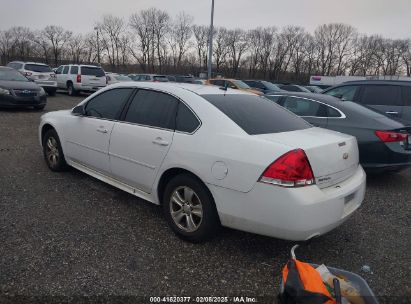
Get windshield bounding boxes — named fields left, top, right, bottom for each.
left=261, top=81, right=282, bottom=91
left=0, top=69, right=29, bottom=82
left=115, top=75, right=132, bottom=81
left=81, top=66, right=105, bottom=77
left=25, top=64, right=52, bottom=73
left=232, top=80, right=251, bottom=89
left=202, top=94, right=311, bottom=135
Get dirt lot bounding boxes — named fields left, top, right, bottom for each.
left=0, top=93, right=410, bottom=303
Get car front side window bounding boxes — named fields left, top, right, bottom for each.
left=324, top=85, right=359, bottom=101
left=84, top=88, right=133, bottom=120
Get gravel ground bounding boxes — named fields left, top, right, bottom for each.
left=0, top=93, right=410, bottom=303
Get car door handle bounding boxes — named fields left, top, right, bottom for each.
left=96, top=128, right=108, bottom=134
left=152, top=137, right=169, bottom=146
left=386, top=111, right=399, bottom=115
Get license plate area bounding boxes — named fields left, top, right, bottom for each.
left=343, top=191, right=358, bottom=215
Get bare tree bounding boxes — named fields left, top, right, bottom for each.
left=192, top=25, right=209, bottom=72
left=168, top=12, right=193, bottom=69
left=41, top=25, right=72, bottom=66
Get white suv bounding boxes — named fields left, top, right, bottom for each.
left=7, top=61, right=57, bottom=96
left=55, top=64, right=106, bottom=96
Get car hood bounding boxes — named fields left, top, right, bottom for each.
left=0, top=80, right=40, bottom=90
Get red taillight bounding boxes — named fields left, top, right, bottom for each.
left=259, top=149, right=315, bottom=187
left=76, top=74, right=81, bottom=83
left=375, top=130, right=408, bottom=142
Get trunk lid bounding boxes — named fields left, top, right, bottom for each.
left=255, top=127, right=359, bottom=188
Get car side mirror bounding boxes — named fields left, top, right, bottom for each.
left=72, top=105, right=86, bottom=116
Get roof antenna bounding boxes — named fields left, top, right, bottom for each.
left=219, top=82, right=228, bottom=95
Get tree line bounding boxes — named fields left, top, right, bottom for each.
left=1, top=7, right=411, bottom=83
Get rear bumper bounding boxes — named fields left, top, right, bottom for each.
left=74, top=84, right=106, bottom=92
left=359, top=141, right=411, bottom=171
left=0, top=95, right=47, bottom=108
left=35, top=80, right=57, bottom=89
left=209, top=165, right=366, bottom=241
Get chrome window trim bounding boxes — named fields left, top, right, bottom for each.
left=73, top=86, right=202, bottom=135
left=267, top=94, right=347, bottom=119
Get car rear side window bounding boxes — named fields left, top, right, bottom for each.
left=81, top=67, right=105, bottom=77
left=202, top=94, right=311, bottom=135
left=176, top=103, right=200, bottom=133
left=401, top=86, right=411, bottom=106
left=282, top=96, right=328, bottom=117
left=70, top=66, right=78, bottom=74
left=62, top=66, right=69, bottom=74
left=361, top=85, right=402, bottom=106
left=85, top=88, right=133, bottom=120
left=124, top=90, right=178, bottom=130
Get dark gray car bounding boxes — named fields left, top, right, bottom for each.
left=265, top=92, right=411, bottom=172
left=0, top=66, right=47, bottom=110
left=322, top=80, right=411, bottom=123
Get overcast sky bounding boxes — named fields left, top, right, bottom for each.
left=0, top=0, right=410, bottom=38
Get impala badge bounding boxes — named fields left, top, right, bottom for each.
left=343, top=153, right=349, bottom=160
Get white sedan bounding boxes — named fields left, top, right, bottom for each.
left=39, top=82, right=366, bottom=242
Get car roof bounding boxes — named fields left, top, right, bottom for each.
left=9, top=61, right=49, bottom=66
left=107, top=81, right=255, bottom=96
left=343, top=80, right=411, bottom=86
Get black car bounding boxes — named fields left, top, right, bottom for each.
left=243, top=80, right=283, bottom=94
left=265, top=91, right=411, bottom=173
left=0, top=66, right=47, bottom=110
left=322, top=80, right=411, bottom=123
left=278, top=84, right=312, bottom=93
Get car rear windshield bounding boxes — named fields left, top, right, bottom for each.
left=81, top=66, right=105, bottom=77
left=25, top=64, right=52, bottom=73
left=202, top=94, right=311, bottom=135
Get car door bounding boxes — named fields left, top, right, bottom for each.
left=109, top=89, right=178, bottom=193
left=358, top=85, right=403, bottom=119
left=280, top=96, right=328, bottom=127
left=64, top=88, right=134, bottom=174
left=401, top=86, right=411, bottom=122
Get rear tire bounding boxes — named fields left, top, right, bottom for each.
left=162, top=173, right=220, bottom=242
left=42, top=129, right=68, bottom=172
left=67, top=82, right=77, bottom=96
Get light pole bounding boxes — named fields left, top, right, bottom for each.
left=207, top=0, right=214, bottom=79
left=94, top=26, right=100, bottom=65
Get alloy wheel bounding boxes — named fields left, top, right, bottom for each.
left=170, top=186, right=203, bottom=232
left=46, top=137, right=59, bottom=167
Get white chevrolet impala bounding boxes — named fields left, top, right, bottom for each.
left=39, top=82, right=366, bottom=242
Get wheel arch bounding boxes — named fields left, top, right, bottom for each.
left=156, top=167, right=215, bottom=208
left=41, top=123, right=56, bottom=145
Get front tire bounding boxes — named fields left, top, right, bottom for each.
left=42, top=129, right=68, bottom=172
left=34, top=104, right=46, bottom=110
left=163, top=174, right=220, bottom=242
